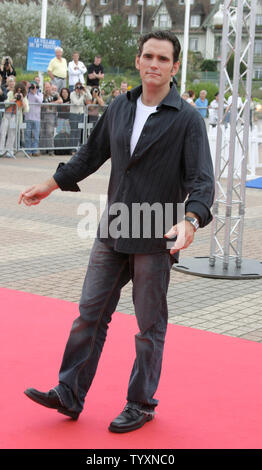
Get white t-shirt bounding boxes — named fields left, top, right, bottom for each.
left=130, top=95, right=157, bottom=156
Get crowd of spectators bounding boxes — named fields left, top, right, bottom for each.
left=0, top=46, right=248, bottom=158
left=0, top=48, right=109, bottom=157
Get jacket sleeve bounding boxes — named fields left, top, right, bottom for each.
left=53, top=107, right=111, bottom=191
left=182, top=112, right=215, bottom=227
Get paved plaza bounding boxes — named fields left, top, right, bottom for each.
left=1, top=152, right=262, bottom=342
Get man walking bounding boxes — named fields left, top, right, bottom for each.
left=19, top=31, right=214, bottom=433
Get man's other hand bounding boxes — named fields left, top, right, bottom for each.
left=18, top=178, right=58, bottom=206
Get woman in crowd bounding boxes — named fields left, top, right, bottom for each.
left=0, top=76, right=7, bottom=127
left=88, top=86, right=105, bottom=124
left=0, top=81, right=29, bottom=158
left=106, top=88, right=120, bottom=105
left=187, top=90, right=196, bottom=107
left=54, top=87, right=72, bottom=155
left=0, top=56, right=16, bottom=88
left=39, top=81, right=62, bottom=156
left=69, top=81, right=91, bottom=149
left=57, top=87, right=71, bottom=134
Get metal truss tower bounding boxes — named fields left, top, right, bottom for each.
left=174, top=0, right=262, bottom=279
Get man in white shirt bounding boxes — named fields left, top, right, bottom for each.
left=68, top=52, right=87, bottom=93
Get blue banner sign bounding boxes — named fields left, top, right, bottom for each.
left=26, top=37, right=61, bottom=72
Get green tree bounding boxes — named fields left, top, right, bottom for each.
left=200, top=60, right=217, bottom=72
left=0, top=0, right=94, bottom=68
left=227, top=53, right=247, bottom=80
left=97, top=16, right=137, bottom=70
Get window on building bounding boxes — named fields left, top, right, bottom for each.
left=103, top=14, right=111, bottom=26
left=100, top=0, right=108, bottom=5
left=125, top=0, right=132, bottom=5
left=191, top=15, right=201, bottom=28
left=85, top=15, right=93, bottom=28
left=254, top=68, right=262, bottom=79
left=210, top=0, right=216, bottom=4
left=256, top=15, right=262, bottom=26
left=159, top=14, right=169, bottom=28
left=147, top=0, right=161, bottom=5
left=189, top=38, right=199, bottom=52
left=255, top=40, right=262, bottom=55
left=128, top=15, right=138, bottom=27
left=179, top=0, right=194, bottom=4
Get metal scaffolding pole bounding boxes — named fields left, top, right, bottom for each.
left=174, top=0, right=262, bottom=279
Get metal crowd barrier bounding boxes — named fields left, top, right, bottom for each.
left=0, top=102, right=107, bottom=159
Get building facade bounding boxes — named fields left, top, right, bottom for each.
left=79, top=0, right=262, bottom=78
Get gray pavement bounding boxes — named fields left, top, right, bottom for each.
left=1, top=152, right=262, bottom=342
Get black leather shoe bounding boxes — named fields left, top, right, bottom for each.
left=108, top=404, right=154, bottom=433
left=24, top=388, right=79, bottom=420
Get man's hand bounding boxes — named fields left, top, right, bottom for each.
left=164, top=220, right=195, bottom=255
left=18, top=178, right=58, bottom=206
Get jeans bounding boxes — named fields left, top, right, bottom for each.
left=69, top=113, right=83, bottom=148
left=55, top=238, right=172, bottom=415
left=25, top=120, right=40, bottom=154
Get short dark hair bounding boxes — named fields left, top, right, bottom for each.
left=137, top=30, right=181, bottom=63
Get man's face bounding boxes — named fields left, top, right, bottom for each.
left=135, top=38, right=179, bottom=88
left=120, top=82, right=128, bottom=93
left=44, top=82, right=51, bottom=94
left=200, top=91, right=206, bottom=101
left=94, top=56, right=101, bottom=65
left=56, top=50, right=62, bottom=60
left=73, top=53, right=79, bottom=62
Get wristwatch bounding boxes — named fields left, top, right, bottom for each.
left=185, top=215, right=199, bottom=232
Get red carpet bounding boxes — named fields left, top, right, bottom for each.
left=1, top=287, right=262, bottom=449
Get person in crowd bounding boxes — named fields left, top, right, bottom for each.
left=106, top=88, right=120, bottom=105
left=47, top=47, right=67, bottom=94
left=87, top=86, right=105, bottom=124
left=0, top=77, right=7, bottom=127
left=120, top=81, right=128, bottom=94
left=39, top=81, right=62, bottom=156
left=24, top=81, right=43, bottom=157
left=0, top=56, right=16, bottom=88
left=20, top=30, right=214, bottom=434
left=195, top=90, right=208, bottom=118
left=22, top=81, right=31, bottom=94
left=225, top=93, right=243, bottom=127
left=209, top=92, right=219, bottom=128
left=34, top=76, right=42, bottom=92
left=57, top=87, right=71, bottom=136
left=68, top=51, right=87, bottom=93
left=5, top=76, right=16, bottom=93
left=0, top=76, right=7, bottom=121
left=86, top=55, right=104, bottom=89
left=0, top=81, right=29, bottom=158
left=187, top=90, right=196, bottom=107
left=54, top=87, right=72, bottom=155
left=70, top=82, right=91, bottom=149
left=181, top=92, right=189, bottom=101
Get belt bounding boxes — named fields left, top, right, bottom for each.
left=54, top=75, right=66, bottom=80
